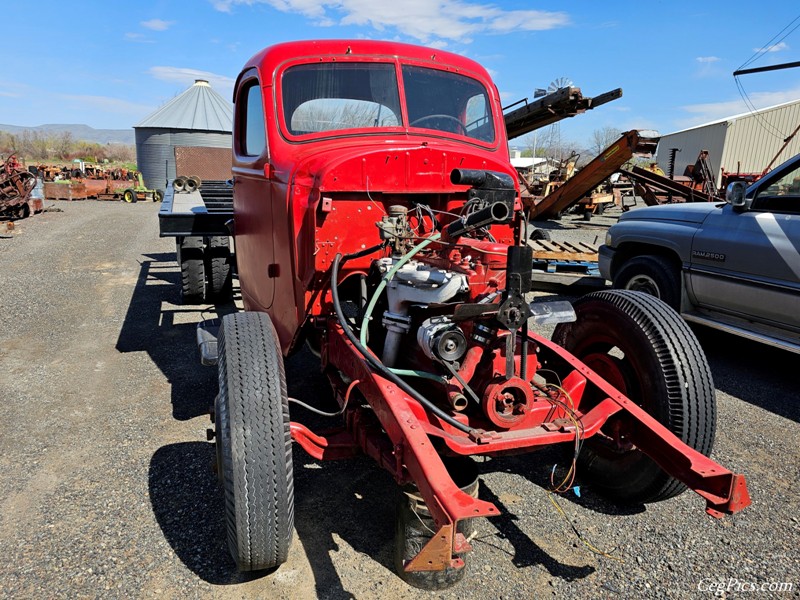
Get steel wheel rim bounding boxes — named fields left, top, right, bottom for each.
left=625, top=274, right=661, bottom=298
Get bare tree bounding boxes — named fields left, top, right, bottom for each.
left=589, top=126, right=622, bottom=157
left=54, top=131, right=73, bottom=159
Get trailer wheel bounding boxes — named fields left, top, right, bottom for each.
left=122, top=188, right=137, bottom=203
left=613, top=254, right=681, bottom=311
left=215, top=311, right=294, bottom=571
left=176, top=236, right=205, bottom=304
left=551, top=290, right=715, bottom=504
left=206, top=236, right=233, bottom=302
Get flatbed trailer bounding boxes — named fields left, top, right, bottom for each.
left=158, top=179, right=233, bottom=237
left=158, top=179, right=235, bottom=303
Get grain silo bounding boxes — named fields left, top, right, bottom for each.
left=657, top=98, right=800, bottom=187
left=134, top=79, right=232, bottom=190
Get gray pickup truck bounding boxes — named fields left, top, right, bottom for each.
left=599, top=153, right=800, bottom=353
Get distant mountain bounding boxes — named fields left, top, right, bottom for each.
left=0, top=124, right=134, bottom=145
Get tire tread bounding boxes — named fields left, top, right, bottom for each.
left=216, top=311, right=293, bottom=571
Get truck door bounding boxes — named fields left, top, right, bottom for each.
left=232, top=71, right=275, bottom=311
left=689, top=161, right=800, bottom=329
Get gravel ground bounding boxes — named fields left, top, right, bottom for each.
left=0, top=200, right=798, bottom=599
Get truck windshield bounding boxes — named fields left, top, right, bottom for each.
left=402, top=65, right=494, bottom=143
left=282, top=63, right=402, bottom=135
left=281, top=62, right=494, bottom=143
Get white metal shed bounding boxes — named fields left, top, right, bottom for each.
left=657, top=98, right=800, bottom=186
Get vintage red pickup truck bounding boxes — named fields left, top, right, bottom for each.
left=159, top=39, right=749, bottom=589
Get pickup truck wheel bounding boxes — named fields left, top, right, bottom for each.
left=613, top=255, right=680, bottom=310
left=393, top=457, right=478, bottom=590
left=552, top=289, right=716, bottom=504
left=206, top=236, right=233, bottom=302
left=176, top=237, right=205, bottom=304
left=215, top=311, right=294, bottom=571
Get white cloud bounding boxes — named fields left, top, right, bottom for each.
left=676, top=87, right=800, bottom=128
left=696, top=56, right=720, bottom=63
left=753, top=41, right=789, bottom=53
left=498, top=90, right=515, bottom=103
left=125, top=32, right=154, bottom=43
left=141, top=19, right=174, bottom=31
left=0, top=81, right=26, bottom=98
left=149, top=66, right=236, bottom=97
left=212, top=0, right=569, bottom=41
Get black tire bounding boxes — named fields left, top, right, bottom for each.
left=613, top=254, right=681, bottom=311
left=528, top=227, right=551, bottom=241
left=394, top=457, right=477, bottom=590
left=176, top=237, right=205, bottom=304
left=122, top=188, right=137, bottom=203
left=595, top=202, right=606, bottom=215
left=153, top=189, right=164, bottom=203
left=215, top=311, right=293, bottom=571
left=206, top=236, right=233, bottom=302
left=551, top=290, right=715, bottom=504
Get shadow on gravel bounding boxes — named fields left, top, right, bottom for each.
left=477, top=483, right=595, bottom=580
left=494, top=450, right=647, bottom=517
left=694, top=328, right=800, bottom=423
left=149, top=442, right=242, bottom=585
left=149, top=346, right=400, bottom=594
left=285, top=347, right=400, bottom=599
left=115, top=252, right=236, bottom=421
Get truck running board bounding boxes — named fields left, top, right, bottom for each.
left=196, top=320, right=220, bottom=366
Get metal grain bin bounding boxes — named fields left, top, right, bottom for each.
left=134, top=80, right=232, bottom=190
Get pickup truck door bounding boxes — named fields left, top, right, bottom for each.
left=232, top=72, right=275, bottom=311
left=688, top=164, right=800, bottom=329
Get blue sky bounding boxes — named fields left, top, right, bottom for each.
left=2, top=1, right=798, bottom=150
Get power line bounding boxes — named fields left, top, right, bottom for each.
left=737, top=14, right=800, bottom=71
left=733, top=13, right=800, bottom=141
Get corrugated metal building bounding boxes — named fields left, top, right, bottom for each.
left=657, top=98, right=800, bottom=186
left=134, top=79, right=233, bottom=190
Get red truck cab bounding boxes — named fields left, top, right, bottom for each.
left=213, top=39, right=748, bottom=587
left=231, top=40, right=518, bottom=350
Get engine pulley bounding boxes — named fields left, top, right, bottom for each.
left=482, top=377, right=535, bottom=429
left=417, top=317, right=467, bottom=363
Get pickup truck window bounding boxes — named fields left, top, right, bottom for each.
left=282, top=63, right=401, bottom=135
left=752, top=161, right=800, bottom=214
left=241, top=80, right=267, bottom=156
left=402, top=65, right=494, bottom=142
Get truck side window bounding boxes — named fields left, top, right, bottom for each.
left=752, top=163, right=800, bottom=214
left=241, top=80, right=267, bottom=157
